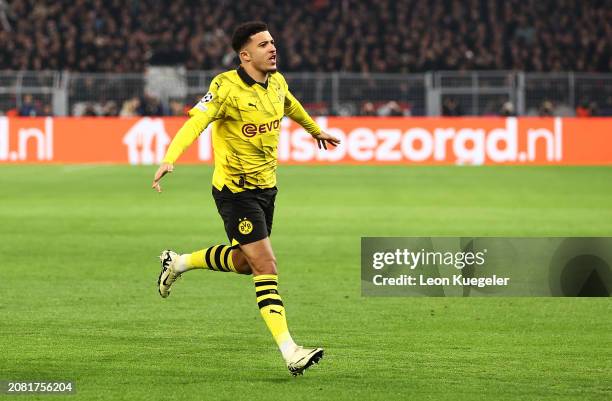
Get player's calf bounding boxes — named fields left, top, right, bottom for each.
left=252, top=273, right=324, bottom=375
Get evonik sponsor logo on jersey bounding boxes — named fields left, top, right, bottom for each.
left=241, top=118, right=282, bottom=138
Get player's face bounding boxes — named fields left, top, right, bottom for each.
left=244, top=31, right=277, bottom=73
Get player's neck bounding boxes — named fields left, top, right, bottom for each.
left=241, top=64, right=268, bottom=84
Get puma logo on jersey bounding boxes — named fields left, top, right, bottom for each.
left=269, top=309, right=283, bottom=316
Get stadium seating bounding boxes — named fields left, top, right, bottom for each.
left=1, top=0, right=609, bottom=73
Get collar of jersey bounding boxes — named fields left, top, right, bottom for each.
left=237, top=66, right=269, bottom=89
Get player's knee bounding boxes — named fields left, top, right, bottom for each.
left=235, top=262, right=253, bottom=275
left=252, top=256, right=277, bottom=275
left=232, top=249, right=246, bottom=266
left=231, top=250, right=253, bottom=274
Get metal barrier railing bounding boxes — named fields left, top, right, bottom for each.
left=1, top=70, right=610, bottom=117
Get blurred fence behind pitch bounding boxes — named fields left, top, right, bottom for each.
left=1, top=70, right=610, bottom=117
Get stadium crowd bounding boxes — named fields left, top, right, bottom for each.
left=1, top=0, right=609, bottom=73
left=0, top=0, right=612, bottom=72
left=0, top=0, right=610, bottom=117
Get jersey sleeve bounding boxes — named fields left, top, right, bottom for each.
left=282, top=79, right=321, bottom=136
left=162, top=76, right=230, bottom=163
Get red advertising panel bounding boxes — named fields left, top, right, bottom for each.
left=0, top=117, right=610, bottom=165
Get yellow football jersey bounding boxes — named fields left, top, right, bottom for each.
left=163, top=67, right=321, bottom=192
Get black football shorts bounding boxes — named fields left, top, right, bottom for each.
left=212, top=185, right=277, bottom=247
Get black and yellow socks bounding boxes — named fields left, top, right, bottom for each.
left=253, top=274, right=297, bottom=360
left=176, top=245, right=237, bottom=273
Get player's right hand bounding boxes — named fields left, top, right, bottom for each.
left=152, top=162, right=174, bottom=193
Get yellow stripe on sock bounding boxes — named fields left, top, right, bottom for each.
left=189, top=250, right=205, bottom=269
left=255, top=284, right=278, bottom=291
left=219, top=246, right=235, bottom=272
left=253, top=274, right=278, bottom=282
left=209, top=245, right=221, bottom=270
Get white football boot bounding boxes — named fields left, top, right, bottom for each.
left=158, top=250, right=181, bottom=298
left=286, top=346, right=324, bottom=376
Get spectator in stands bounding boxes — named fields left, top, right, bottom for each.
left=538, top=100, right=554, bottom=116
left=576, top=98, right=600, bottom=117
left=588, top=101, right=599, bottom=117
left=374, top=101, right=406, bottom=116
left=442, top=97, right=463, bottom=116
left=102, top=100, right=118, bottom=117
left=576, top=99, right=592, bottom=117
left=41, top=104, right=52, bottom=116
left=169, top=99, right=186, bottom=116
left=18, top=94, right=39, bottom=116
left=82, top=103, right=98, bottom=116
left=137, top=93, right=163, bottom=116
left=500, top=101, right=516, bottom=117
left=386, top=101, right=404, bottom=116
left=360, top=102, right=377, bottom=116
left=120, top=97, right=141, bottom=117
left=4, top=107, right=18, bottom=117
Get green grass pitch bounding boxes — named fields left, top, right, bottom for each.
left=1, top=165, right=611, bottom=401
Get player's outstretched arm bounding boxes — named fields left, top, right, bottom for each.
left=152, top=162, right=174, bottom=193
left=151, top=75, right=228, bottom=193
left=283, top=90, right=341, bottom=150
left=150, top=113, right=207, bottom=193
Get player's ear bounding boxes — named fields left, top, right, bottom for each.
left=240, top=49, right=251, bottom=63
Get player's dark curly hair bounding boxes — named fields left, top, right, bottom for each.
left=231, top=21, right=268, bottom=52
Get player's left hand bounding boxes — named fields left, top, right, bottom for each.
left=152, top=162, right=174, bottom=193
left=315, top=130, right=341, bottom=150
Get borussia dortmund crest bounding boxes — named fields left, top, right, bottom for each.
left=238, top=218, right=253, bottom=235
